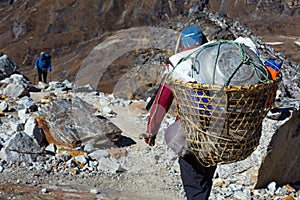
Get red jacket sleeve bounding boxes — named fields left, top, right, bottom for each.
left=146, top=81, right=174, bottom=137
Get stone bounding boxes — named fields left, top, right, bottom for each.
left=0, top=132, right=42, bottom=163
left=41, top=188, right=48, bottom=193
left=74, top=155, right=87, bottom=165
left=16, top=96, right=38, bottom=112
left=36, top=97, right=122, bottom=148
left=1, top=74, right=28, bottom=87
left=99, top=98, right=110, bottom=107
left=88, top=149, right=109, bottom=160
left=267, top=182, right=277, bottom=195
left=255, top=109, right=300, bottom=188
left=90, top=188, right=101, bottom=194
left=18, top=109, right=30, bottom=123
left=62, top=79, right=73, bottom=89
left=98, top=157, right=123, bottom=173
left=0, top=100, right=8, bottom=112
left=9, top=118, right=24, bottom=132
left=24, top=117, right=47, bottom=147
left=83, top=143, right=94, bottom=153
left=45, top=143, right=56, bottom=153
left=275, top=186, right=292, bottom=196
left=4, top=82, right=29, bottom=99
left=35, top=82, right=49, bottom=90
left=0, top=54, right=18, bottom=80
left=29, top=91, right=51, bottom=103
left=102, top=106, right=113, bottom=115
left=47, top=81, right=68, bottom=92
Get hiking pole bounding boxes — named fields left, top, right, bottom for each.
left=33, top=69, right=36, bottom=85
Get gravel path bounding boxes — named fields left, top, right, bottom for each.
left=1, top=100, right=299, bottom=200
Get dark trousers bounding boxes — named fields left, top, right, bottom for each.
left=179, top=155, right=216, bottom=200
left=37, top=68, right=48, bottom=83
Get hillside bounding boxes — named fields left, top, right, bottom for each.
left=0, top=0, right=299, bottom=92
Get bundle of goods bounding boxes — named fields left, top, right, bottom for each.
left=167, top=40, right=281, bottom=166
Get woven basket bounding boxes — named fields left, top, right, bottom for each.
left=167, top=76, right=281, bottom=166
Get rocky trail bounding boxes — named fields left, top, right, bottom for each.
left=0, top=71, right=299, bottom=200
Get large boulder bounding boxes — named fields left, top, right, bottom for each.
left=35, top=96, right=122, bottom=149
left=255, top=108, right=300, bottom=187
left=0, top=53, right=18, bottom=80
left=217, top=103, right=300, bottom=188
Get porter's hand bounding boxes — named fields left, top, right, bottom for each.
left=139, top=133, right=156, bottom=146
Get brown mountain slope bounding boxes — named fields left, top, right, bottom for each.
left=0, top=0, right=299, bottom=85
left=205, top=0, right=300, bottom=63
left=0, top=0, right=196, bottom=82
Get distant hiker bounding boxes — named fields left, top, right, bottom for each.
left=143, top=25, right=216, bottom=200
left=34, top=51, right=52, bottom=83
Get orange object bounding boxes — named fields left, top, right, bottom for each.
left=266, top=65, right=279, bottom=79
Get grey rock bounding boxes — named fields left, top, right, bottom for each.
left=16, top=96, right=38, bottom=112
left=45, top=144, right=56, bottom=153
left=255, top=109, right=300, bottom=188
left=88, top=149, right=109, bottom=160
left=29, top=91, right=51, bottom=103
left=267, top=182, right=276, bottom=195
left=98, top=98, right=110, bottom=107
left=88, top=160, right=98, bottom=169
left=41, top=188, right=48, bottom=193
left=83, top=143, right=94, bottom=153
left=62, top=79, right=73, bottom=89
left=102, top=106, right=113, bottom=115
left=35, top=82, right=49, bottom=90
left=0, top=132, right=42, bottom=163
left=9, top=118, right=24, bottom=132
left=18, top=109, right=30, bottom=123
left=24, top=117, right=47, bottom=147
left=232, top=190, right=250, bottom=200
left=0, top=100, right=8, bottom=112
left=73, top=84, right=96, bottom=93
left=0, top=54, right=18, bottom=80
left=66, top=159, right=75, bottom=168
left=228, top=184, right=243, bottom=192
left=275, top=187, right=291, bottom=196
left=98, top=157, right=123, bottom=173
left=47, top=81, right=68, bottom=92
left=4, top=82, right=28, bottom=99
left=36, top=97, right=122, bottom=149
left=74, top=155, right=87, bottom=165
left=90, top=188, right=101, bottom=194
left=1, top=74, right=29, bottom=86
left=209, top=191, right=226, bottom=200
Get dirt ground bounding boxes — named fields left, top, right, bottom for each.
left=0, top=102, right=185, bottom=200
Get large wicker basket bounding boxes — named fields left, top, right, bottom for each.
left=167, top=76, right=281, bottom=166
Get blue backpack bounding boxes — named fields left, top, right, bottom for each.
left=38, top=53, right=51, bottom=72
